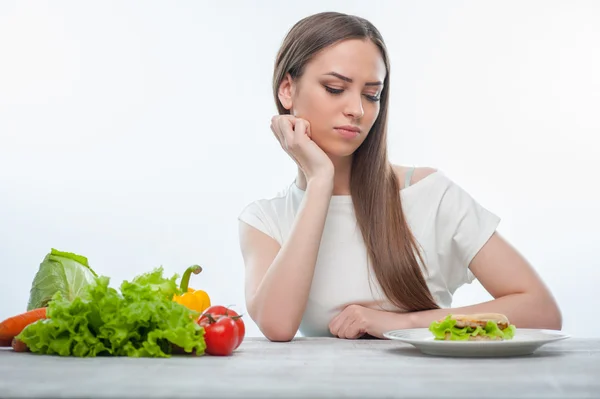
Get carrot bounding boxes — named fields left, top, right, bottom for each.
left=11, top=337, right=29, bottom=352
left=0, top=308, right=47, bottom=341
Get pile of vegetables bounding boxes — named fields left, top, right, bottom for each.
left=0, top=249, right=245, bottom=357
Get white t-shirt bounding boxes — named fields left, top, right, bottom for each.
left=238, top=170, right=500, bottom=336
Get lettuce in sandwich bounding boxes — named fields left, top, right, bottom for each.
left=429, top=313, right=516, bottom=341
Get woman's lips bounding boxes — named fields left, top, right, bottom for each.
left=334, top=126, right=360, bottom=139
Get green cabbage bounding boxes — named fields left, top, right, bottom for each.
left=27, top=248, right=98, bottom=310
left=17, top=267, right=206, bottom=357
left=429, top=315, right=516, bottom=341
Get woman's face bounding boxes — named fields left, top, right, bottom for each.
left=279, top=39, right=387, bottom=158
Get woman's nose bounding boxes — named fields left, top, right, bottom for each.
left=343, top=94, right=365, bottom=119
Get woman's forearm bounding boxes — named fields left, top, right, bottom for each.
left=408, top=292, right=562, bottom=330
left=251, top=178, right=333, bottom=341
left=370, top=292, right=562, bottom=338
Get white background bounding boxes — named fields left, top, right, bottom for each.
left=1, top=1, right=598, bottom=338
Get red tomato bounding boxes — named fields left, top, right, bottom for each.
left=199, top=306, right=245, bottom=349
left=199, top=315, right=239, bottom=356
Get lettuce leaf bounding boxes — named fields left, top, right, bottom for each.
left=27, top=248, right=98, bottom=311
left=429, top=315, right=516, bottom=341
left=18, top=267, right=205, bottom=357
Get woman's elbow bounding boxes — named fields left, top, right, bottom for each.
left=540, top=294, right=563, bottom=330
left=250, top=310, right=297, bottom=342
left=263, top=329, right=295, bottom=342
left=548, top=303, right=563, bottom=330
left=259, top=321, right=296, bottom=342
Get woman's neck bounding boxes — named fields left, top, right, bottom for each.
left=295, top=155, right=353, bottom=195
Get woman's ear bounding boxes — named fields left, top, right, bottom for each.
left=277, top=73, right=294, bottom=111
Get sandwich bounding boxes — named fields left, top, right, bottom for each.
left=429, top=313, right=516, bottom=341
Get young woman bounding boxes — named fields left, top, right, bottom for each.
left=237, top=11, right=562, bottom=341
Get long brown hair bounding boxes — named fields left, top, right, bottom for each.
left=273, top=12, right=439, bottom=311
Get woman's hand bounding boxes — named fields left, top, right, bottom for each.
left=270, top=115, right=334, bottom=184
left=329, top=304, right=413, bottom=339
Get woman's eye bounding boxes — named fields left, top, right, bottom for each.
left=364, top=94, right=380, bottom=102
left=324, top=86, right=344, bottom=95
left=324, top=85, right=380, bottom=102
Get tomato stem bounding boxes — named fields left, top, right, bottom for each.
left=180, top=265, right=202, bottom=292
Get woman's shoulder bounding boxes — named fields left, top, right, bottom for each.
left=239, top=184, right=294, bottom=214
left=391, top=164, right=440, bottom=189
left=237, top=184, right=296, bottom=245
left=238, top=182, right=301, bottom=225
left=393, top=163, right=500, bottom=227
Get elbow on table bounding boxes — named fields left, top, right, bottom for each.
left=263, top=329, right=295, bottom=342
left=538, top=293, right=563, bottom=331
left=257, top=319, right=297, bottom=342
left=547, top=302, right=563, bottom=331
left=248, top=304, right=299, bottom=342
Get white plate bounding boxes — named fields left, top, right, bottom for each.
left=383, top=328, right=570, bottom=357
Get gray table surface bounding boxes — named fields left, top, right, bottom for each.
left=0, top=337, right=598, bottom=398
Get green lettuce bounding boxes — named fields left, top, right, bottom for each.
left=429, top=315, right=516, bottom=341
left=27, top=248, right=98, bottom=310
left=17, top=267, right=206, bottom=357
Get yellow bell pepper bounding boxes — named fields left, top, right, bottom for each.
left=173, top=265, right=211, bottom=313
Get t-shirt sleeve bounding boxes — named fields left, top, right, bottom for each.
left=237, top=201, right=282, bottom=245
left=435, top=173, right=501, bottom=289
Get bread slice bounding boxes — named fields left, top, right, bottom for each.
left=448, top=313, right=510, bottom=330
left=443, top=332, right=504, bottom=341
